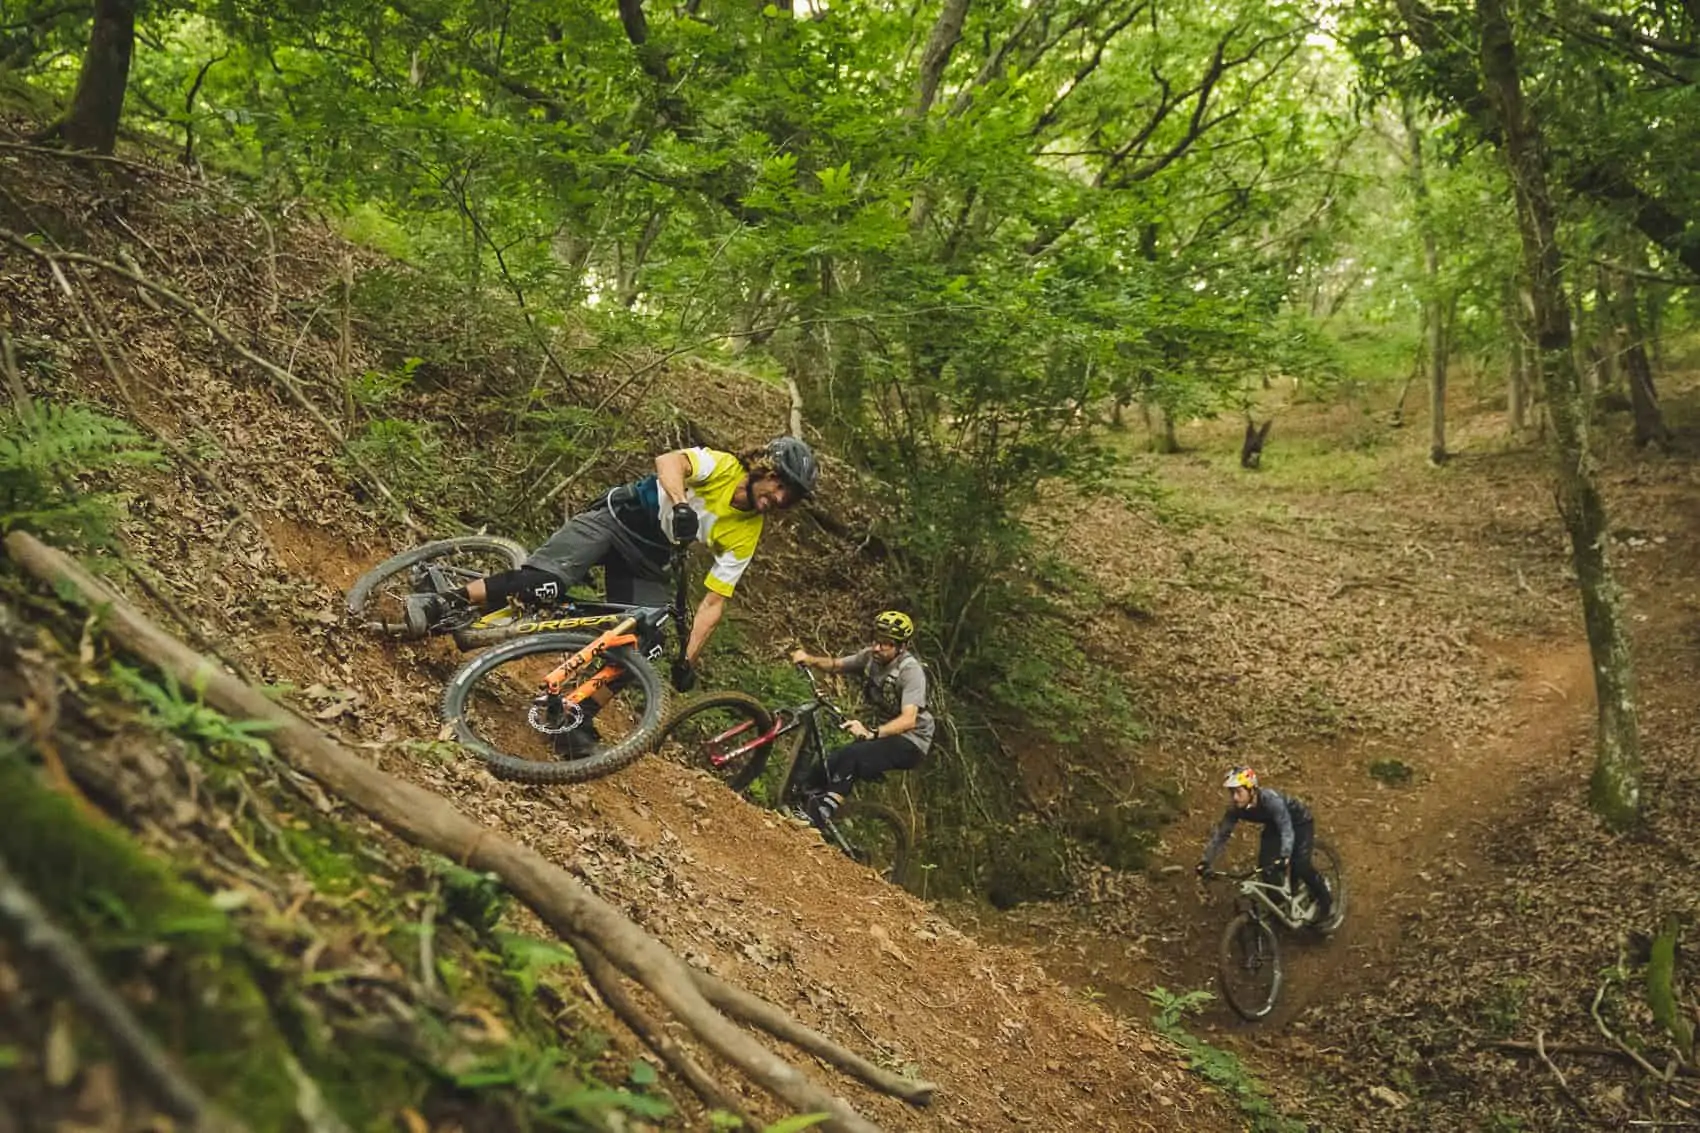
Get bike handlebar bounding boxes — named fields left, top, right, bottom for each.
left=792, top=662, right=850, bottom=724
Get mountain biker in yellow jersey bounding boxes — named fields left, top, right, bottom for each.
left=409, top=438, right=818, bottom=754
left=1197, top=766, right=1339, bottom=933
left=787, top=610, right=933, bottom=826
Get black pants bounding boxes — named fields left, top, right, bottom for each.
left=807, top=735, right=923, bottom=795
left=477, top=508, right=670, bottom=655
left=1258, top=820, right=1331, bottom=917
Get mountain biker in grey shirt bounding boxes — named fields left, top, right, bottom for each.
left=1197, top=766, right=1337, bottom=932
left=788, top=609, right=932, bottom=825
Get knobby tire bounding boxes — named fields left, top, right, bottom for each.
left=1217, top=912, right=1283, bottom=1021
left=441, top=631, right=667, bottom=785
left=653, top=690, right=775, bottom=792
left=346, top=535, right=528, bottom=636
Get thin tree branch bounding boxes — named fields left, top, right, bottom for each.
left=0, top=853, right=248, bottom=1133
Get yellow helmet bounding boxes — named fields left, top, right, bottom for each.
left=1222, top=765, right=1258, bottom=791
left=873, top=610, right=915, bottom=644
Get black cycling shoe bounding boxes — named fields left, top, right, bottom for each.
left=554, top=721, right=603, bottom=760
left=403, top=592, right=473, bottom=638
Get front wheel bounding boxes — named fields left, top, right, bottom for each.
left=346, top=535, right=528, bottom=638
left=1217, top=912, right=1283, bottom=1021
left=830, top=800, right=912, bottom=891
left=441, top=632, right=667, bottom=785
left=652, top=691, right=776, bottom=792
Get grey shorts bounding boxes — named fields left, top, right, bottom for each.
left=525, top=506, right=670, bottom=607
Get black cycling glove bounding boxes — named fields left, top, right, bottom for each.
left=670, top=503, right=699, bottom=544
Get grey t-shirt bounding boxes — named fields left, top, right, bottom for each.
left=837, top=648, right=934, bottom=754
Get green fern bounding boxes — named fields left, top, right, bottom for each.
left=1146, top=985, right=1309, bottom=1133
left=106, top=661, right=276, bottom=759
left=0, top=402, right=161, bottom=545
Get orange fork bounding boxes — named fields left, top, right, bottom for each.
left=540, top=618, right=642, bottom=706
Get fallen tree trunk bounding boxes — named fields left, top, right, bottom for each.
left=6, top=531, right=936, bottom=1133
left=570, top=935, right=758, bottom=1128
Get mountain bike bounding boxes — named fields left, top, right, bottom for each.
left=1202, top=842, right=1347, bottom=1020
left=652, top=664, right=913, bottom=888
left=346, top=534, right=690, bottom=786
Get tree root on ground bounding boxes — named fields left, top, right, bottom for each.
left=571, top=934, right=759, bottom=1129
left=7, top=530, right=938, bottom=1133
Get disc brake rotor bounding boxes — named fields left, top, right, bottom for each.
left=528, top=694, right=584, bottom=736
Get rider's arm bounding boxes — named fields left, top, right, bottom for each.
left=791, top=651, right=840, bottom=672
left=1264, top=789, right=1295, bottom=859
left=1200, top=811, right=1238, bottom=866
left=874, top=704, right=919, bottom=738
left=655, top=450, right=694, bottom=506
left=684, top=590, right=725, bottom=662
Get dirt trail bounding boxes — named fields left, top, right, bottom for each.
left=954, top=632, right=1596, bottom=1031
left=952, top=390, right=1608, bottom=1044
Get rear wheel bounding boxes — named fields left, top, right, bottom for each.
left=830, top=800, right=912, bottom=890
left=1310, top=838, right=1347, bottom=931
left=652, top=691, right=775, bottom=792
left=346, top=535, right=528, bottom=638
left=1217, top=912, right=1283, bottom=1021
left=441, top=632, right=667, bottom=785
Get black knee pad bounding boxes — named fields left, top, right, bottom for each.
left=481, top=566, right=567, bottom=610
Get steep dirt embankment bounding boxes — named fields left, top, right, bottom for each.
left=1, top=138, right=1242, bottom=1130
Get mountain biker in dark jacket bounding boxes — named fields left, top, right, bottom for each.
left=408, top=437, right=818, bottom=754
left=1196, top=766, right=1337, bottom=932
left=787, top=610, right=933, bottom=826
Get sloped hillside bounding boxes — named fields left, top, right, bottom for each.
left=0, top=126, right=1247, bottom=1129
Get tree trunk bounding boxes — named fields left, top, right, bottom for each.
left=1425, top=285, right=1446, bottom=463
left=1477, top=0, right=1642, bottom=830
left=1150, top=405, right=1179, bottom=454
left=1646, top=284, right=1668, bottom=377
left=912, top=0, right=971, bottom=118
left=1506, top=284, right=1527, bottom=433
left=907, top=0, right=973, bottom=233
left=1139, top=401, right=1179, bottom=453
left=57, top=0, right=139, bottom=154
left=1401, top=95, right=1447, bottom=463
left=1618, top=271, right=1668, bottom=448
left=1240, top=418, right=1272, bottom=469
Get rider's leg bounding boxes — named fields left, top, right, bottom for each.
left=807, top=737, right=923, bottom=823
left=1257, top=826, right=1283, bottom=886
left=827, top=736, right=923, bottom=785
left=408, top=561, right=576, bottom=638
left=601, top=555, right=670, bottom=657
left=469, top=566, right=566, bottom=610
left=1291, top=821, right=1332, bottom=921
left=473, top=509, right=624, bottom=610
